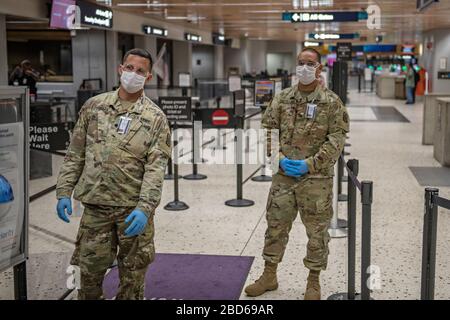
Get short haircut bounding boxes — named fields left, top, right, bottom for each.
left=123, top=48, right=153, bottom=71
left=300, top=47, right=322, bottom=63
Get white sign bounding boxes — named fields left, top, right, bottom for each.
left=364, top=68, right=373, bottom=81
left=0, top=123, right=25, bottom=271
left=179, top=73, right=191, bottom=87
left=228, top=76, right=242, bottom=92
left=275, top=81, right=283, bottom=94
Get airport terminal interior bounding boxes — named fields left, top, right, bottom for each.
left=1, top=0, right=450, bottom=301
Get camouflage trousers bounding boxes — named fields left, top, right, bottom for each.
left=71, top=204, right=155, bottom=300
left=263, top=173, right=333, bottom=271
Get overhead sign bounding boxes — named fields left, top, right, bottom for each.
left=185, top=33, right=202, bottom=42
left=158, top=97, right=192, bottom=122
left=437, top=71, right=450, bottom=80
left=303, top=41, right=322, bottom=47
left=337, top=42, right=353, bottom=61
left=309, top=33, right=359, bottom=40
left=50, top=0, right=76, bottom=30
left=143, top=25, right=168, bottom=37
left=211, top=109, right=230, bottom=126
left=417, top=0, right=439, bottom=11
left=29, top=122, right=74, bottom=151
left=77, top=0, right=113, bottom=29
left=283, top=11, right=367, bottom=23
left=212, top=33, right=226, bottom=45
left=255, top=80, right=275, bottom=108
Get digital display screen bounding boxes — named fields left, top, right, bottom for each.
left=49, top=0, right=76, bottom=30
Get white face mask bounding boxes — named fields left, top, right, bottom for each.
left=120, top=70, right=147, bottom=94
left=296, top=64, right=318, bottom=85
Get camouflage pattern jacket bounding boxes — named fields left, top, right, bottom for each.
left=262, top=84, right=349, bottom=178
left=56, top=90, right=171, bottom=217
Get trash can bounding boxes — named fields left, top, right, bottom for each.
left=433, top=98, right=450, bottom=167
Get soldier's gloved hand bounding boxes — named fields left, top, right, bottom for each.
left=124, top=209, right=148, bottom=237
left=286, top=159, right=309, bottom=176
left=280, top=158, right=302, bottom=178
left=56, top=197, right=72, bottom=223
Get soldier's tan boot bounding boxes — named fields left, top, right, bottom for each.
left=244, top=262, right=278, bottom=297
left=304, top=270, right=321, bottom=300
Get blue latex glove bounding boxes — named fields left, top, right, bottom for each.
left=124, top=209, right=148, bottom=237
left=280, top=158, right=302, bottom=178
left=56, top=197, right=72, bottom=223
left=286, top=159, right=309, bottom=176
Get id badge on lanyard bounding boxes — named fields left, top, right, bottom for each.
left=306, top=103, right=317, bottom=120
left=117, top=114, right=132, bottom=134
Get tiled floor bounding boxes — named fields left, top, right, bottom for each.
left=1, top=90, right=450, bottom=300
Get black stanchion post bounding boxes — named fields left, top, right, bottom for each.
left=184, top=103, right=207, bottom=180
left=327, top=159, right=358, bottom=301
left=361, top=181, right=373, bottom=300
left=358, top=72, right=361, bottom=93
left=14, top=261, right=27, bottom=300
left=347, top=159, right=358, bottom=300
left=421, top=188, right=439, bottom=300
left=164, top=122, right=189, bottom=211
left=337, top=155, right=348, bottom=228
left=225, top=114, right=254, bottom=207
left=165, top=133, right=182, bottom=180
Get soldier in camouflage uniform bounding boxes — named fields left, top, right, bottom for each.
left=56, top=49, right=171, bottom=300
left=245, top=48, right=349, bottom=300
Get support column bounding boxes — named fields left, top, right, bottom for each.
left=134, top=34, right=157, bottom=86
left=172, top=40, right=192, bottom=86
left=0, top=14, right=8, bottom=85
left=106, top=30, right=119, bottom=91
left=214, top=45, right=224, bottom=79
left=72, top=29, right=107, bottom=92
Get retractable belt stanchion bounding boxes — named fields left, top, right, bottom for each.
left=328, top=162, right=347, bottom=238
left=251, top=127, right=272, bottom=182
left=184, top=102, right=207, bottom=180
left=421, top=188, right=439, bottom=300
left=164, top=122, right=189, bottom=211
left=328, top=159, right=375, bottom=300
left=225, top=112, right=254, bottom=207
left=337, top=154, right=348, bottom=229
left=328, top=159, right=358, bottom=300
left=360, top=180, right=374, bottom=300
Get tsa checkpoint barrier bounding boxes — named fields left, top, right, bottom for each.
left=420, top=188, right=450, bottom=300
left=328, top=157, right=375, bottom=301
left=0, top=86, right=30, bottom=300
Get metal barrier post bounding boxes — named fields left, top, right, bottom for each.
left=164, top=122, right=189, bottom=211
left=361, top=181, right=373, bottom=300
left=421, top=188, right=439, bottom=300
left=328, top=159, right=359, bottom=300
left=184, top=115, right=207, bottom=180
left=13, top=261, right=27, bottom=300
left=329, top=162, right=347, bottom=238
left=251, top=130, right=272, bottom=182
left=225, top=115, right=254, bottom=207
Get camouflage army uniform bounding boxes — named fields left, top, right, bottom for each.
left=56, top=89, right=171, bottom=299
left=261, top=84, right=349, bottom=271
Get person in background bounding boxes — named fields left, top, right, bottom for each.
left=405, top=63, right=416, bottom=105
left=9, top=60, right=40, bottom=97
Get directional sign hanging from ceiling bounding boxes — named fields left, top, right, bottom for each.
left=282, top=11, right=368, bottom=23
left=309, top=33, right=360, bottom=40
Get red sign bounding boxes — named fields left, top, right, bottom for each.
left=211, top=109, right=230, bottom=126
